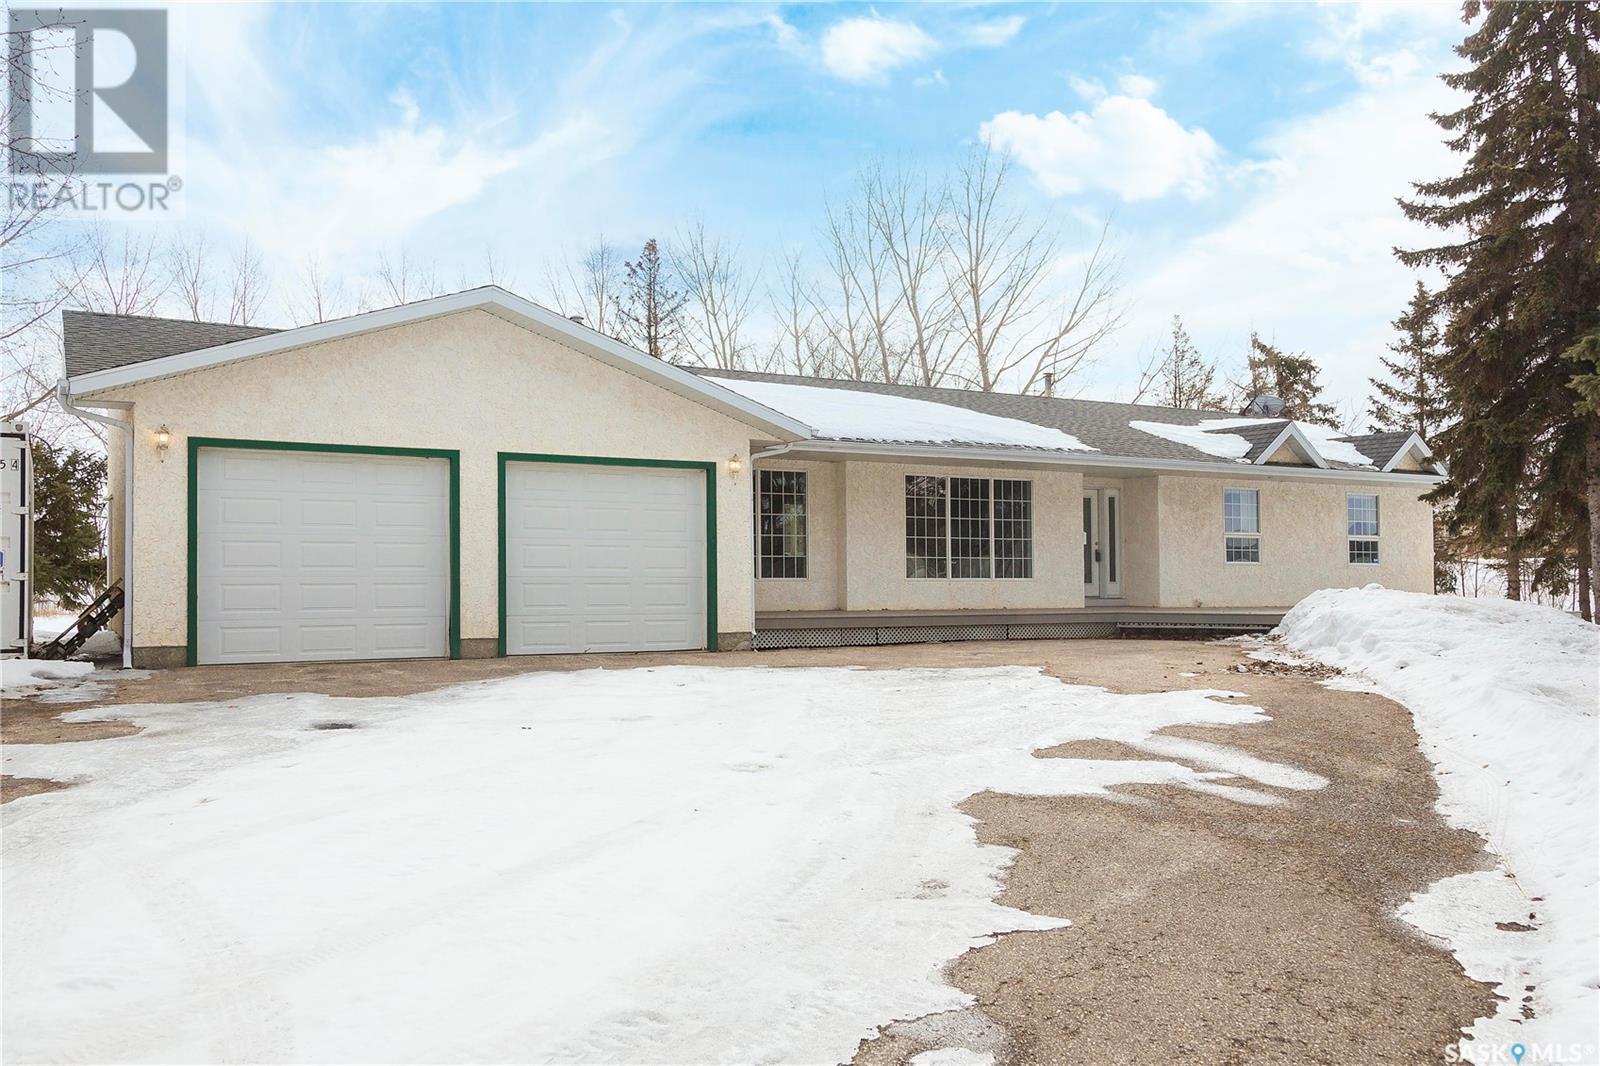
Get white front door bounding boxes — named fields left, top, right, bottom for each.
left=195, top=447, right=452, bottom=665
left=1081, top=488, right=1123, bottom=600
left=503, top=461, right=707, bottom=654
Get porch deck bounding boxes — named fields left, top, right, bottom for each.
left=751, top=605, right=1283, bottom=649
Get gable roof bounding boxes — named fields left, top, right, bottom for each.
left=697, top=369, right=1439, bottom=477
left=60, top=287, right=811, bottom=441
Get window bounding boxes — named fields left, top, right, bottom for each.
left=905, top=475, right=947, bottom=578
left=906, top=475, right=1033, bottom=579
left=1348, top=493, right=1379, bottom=564
left=757, top=470, right=807, bottom=578
left=994, top=480, right=1033, bottom=579
left=950, top=478, right=991, bottom=578
left=1224, top=488, right=1261, bottom=563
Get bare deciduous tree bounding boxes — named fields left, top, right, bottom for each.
left=941, top=146, right=1123, bottom=394
left=767, top=248, right=826, bottom=376
left=371, top=247, right=441, bottom=308
left=869, top=167, right=956, bottom=387
left=541, top=239, right=622, bottom=337
left=676, top=223, right=758, bottom=371
left=811, top=189, right=908, bottom=383
left=288, top=255, right=351, bottom=325
left=58, top=226, right=168, bottom=317
left=225, top=239, right=269, bottom=325
left=167, top=230, right=213, bottom=321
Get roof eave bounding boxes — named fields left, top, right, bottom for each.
left=1248, top=423, right=1330, bottom=470
left=780, top=439, right=1446, bottom=484
left=64, top=287, right=813, bottom=442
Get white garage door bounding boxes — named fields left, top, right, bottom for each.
left=504, top=461, right=707, bottom=654
left=195, top=447, right=451, bottom=665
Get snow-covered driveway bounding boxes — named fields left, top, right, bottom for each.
left=2, top=664, right=1305, bottom=1064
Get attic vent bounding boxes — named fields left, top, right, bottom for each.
left=568, top=315, right=585, bottom=325
left=1244, top=394, right=1285, bottom=417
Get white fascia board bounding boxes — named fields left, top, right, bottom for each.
left=1379, top=432, right=1438, bottom=473
left=782, top=439, right=1446, bottom=485
left=65, top=286, right=813, bottom=442
left=1250, top=423, right=1329, bottom=469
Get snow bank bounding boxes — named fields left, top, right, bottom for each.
left=1129, top=417, right=1376, bottom=467
left=1274, top=587, right=1599, bottom=1052
left=713, top=377, right=1094, bottom=451
left=0, top=657, right=95, bottom=697
left=1, top=665, right=1316, bottom=1064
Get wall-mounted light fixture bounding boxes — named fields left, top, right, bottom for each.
left=154, top=424, right=172, bottom=462
left=727, top=452, right=743, bottom=478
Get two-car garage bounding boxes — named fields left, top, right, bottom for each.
left=191, top=442, right=712, bottom=665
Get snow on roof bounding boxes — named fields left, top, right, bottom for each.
left=1129, top=417, right=1375, bottom=467
left=714, top=377, right=1095, bottom=452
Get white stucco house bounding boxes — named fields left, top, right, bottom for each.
left=57, top=286, right=1442, bottom=668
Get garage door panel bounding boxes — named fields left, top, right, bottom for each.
left=504, top=461, right=706, bottom=655
left=197, top=447, right=450, bottom=665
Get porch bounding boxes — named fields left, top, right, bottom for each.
left=750, top=605, right=1282, bottom=650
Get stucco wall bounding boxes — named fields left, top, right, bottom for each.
left=752, top=459, right=843, bottom=612
left=93, top=309, right=768, bottom=655
left=835, top=460, right=1084, bottom=612
left=1118, top=477, right=1161, bottom=607
left=1155, top=475, right=1434, bottom=607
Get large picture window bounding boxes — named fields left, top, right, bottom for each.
left=757, top=470, right=807, bottom=578
left=1224, top=487, right=1261, bottom=563
left=906, top=475, right=1032, bottom=579
left=1347, top=493, right=1379, bottom=564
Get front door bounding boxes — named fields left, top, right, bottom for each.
left=1081, top=488, right=1122, bottom=599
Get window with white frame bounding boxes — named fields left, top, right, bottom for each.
left=1347, top=493, right=1379, bottom=564
left=906, top=475, right=1033, bottom=579
left=1224, top=488, right=1261, bottom=563
left=757, top=470, right=807, bottom=578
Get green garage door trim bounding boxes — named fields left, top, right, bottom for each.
left=187, top=437, right=462, bottom=666
left=497, top=452, right=719, bottom=656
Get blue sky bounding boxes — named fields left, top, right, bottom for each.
left=167, top=1, right=1469, bottom=418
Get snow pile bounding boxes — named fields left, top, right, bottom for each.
left=1, top=665, right=1316, bottom=1064
left=713, top=377, right=1095, bottom=452
left=1274, top=587, right=1599, bottom=1050
left=1129, top=417, right=1377, bottom=466
left=0, top=657, right=95, bottom=697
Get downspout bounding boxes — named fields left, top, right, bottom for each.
left=56, top=379, right=134, bottom=670
left=746, top=442, right=800, bottom=643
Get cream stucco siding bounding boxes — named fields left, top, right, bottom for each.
left=93, top=309, right=771, bottom=658
left=754, top=459, right=1084, bottom=613
left=1153, top=475, right=1434, bottom=607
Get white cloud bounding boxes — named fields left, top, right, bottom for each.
left=820, top=16, right=936, bottom=83
left=966, top=15, right=1025, bottom=48
left=1117, top=73, right=1159, bottom=99
left=981, top=92, right=1220, bottom=201
left=1091, top=68, right=1461, bottom=414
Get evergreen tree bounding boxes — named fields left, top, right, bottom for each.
left=1398, top=1, right=1600, bottom=606
left=30, top=441, right=106, bottom=610
left=613, top=238, right=687, bottom=361
left=1156, top=316, right=1226, bottom=410
left=1238, top=333, right=1340, bottom=427
left=1370, top=282, right=1449, bottom=437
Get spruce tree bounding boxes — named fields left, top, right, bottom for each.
left=1398, top=1, right=1600, bottom=605
left=1239, top=333, right=1340, bottom=427
left=1370, top=282, right=1449, bottom=437
left=1156, top=316, right=1226, bottom=410
left=30, top=441, right=106, bottom=610
left=613, top=238, right=687, bottom=362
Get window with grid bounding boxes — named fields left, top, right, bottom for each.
left=949, top=477, right=992, bottom=578
left=906, top=476, right=1034, bottom=579
left=757, top=470, right=808, bottom=578
left=1224, top=488, right=1261, bottom=563
left=1347, top=493, right=1379, bottom=564
left=905, top=475, right=948, bottom=578
left=994, top=479, right=1033, bottom=578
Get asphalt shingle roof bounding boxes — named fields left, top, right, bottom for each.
left=62, top=311, right=278, bottom=378
left=58, top=309, right=1431, bottom=476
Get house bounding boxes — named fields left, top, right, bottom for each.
left=57, top=286, right=1442, bottom=668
